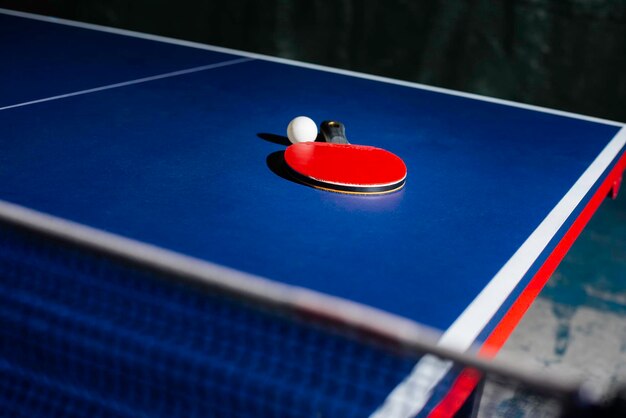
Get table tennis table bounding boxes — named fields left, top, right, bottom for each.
left=1, top=7, right=625, bottom=418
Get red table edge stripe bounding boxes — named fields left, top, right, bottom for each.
left=428, top=152, right=626, bottom=418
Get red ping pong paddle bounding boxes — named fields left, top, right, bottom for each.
left=284, top=121, right=407, bottom=195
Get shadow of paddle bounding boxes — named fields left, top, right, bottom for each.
left=259, top=132, right=325, bottom=189
left=259, top=133, right=303, bottom=188
left=266, top=150, right=302, bottom=187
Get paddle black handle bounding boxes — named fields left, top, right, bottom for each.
left=321, top=120, right=349, bottom=144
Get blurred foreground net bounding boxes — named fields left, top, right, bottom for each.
left=0, top=220, right=624, bottom=417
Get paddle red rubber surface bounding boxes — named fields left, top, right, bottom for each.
left=284, top=142, right=407, bottom=194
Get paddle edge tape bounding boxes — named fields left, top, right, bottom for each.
left=286, top=164, right=407, bottom=195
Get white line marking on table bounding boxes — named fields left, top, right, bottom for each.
left=0, top=58, right=252, bottom=111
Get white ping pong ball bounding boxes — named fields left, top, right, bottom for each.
left=287, top=116, right=318, bottom=144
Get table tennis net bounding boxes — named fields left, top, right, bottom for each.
left=0, top=221, right=429, bottom=417
left=0, top=221, right=611, bottom=417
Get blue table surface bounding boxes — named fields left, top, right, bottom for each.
left=0, top=13, right=622, bottom=333
left=0, top=14, right=237, bottom=107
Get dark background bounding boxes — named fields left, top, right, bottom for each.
left=2, top=0, right=625, bottom=122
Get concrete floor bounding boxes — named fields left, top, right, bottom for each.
left=478, top=185, right=626, bottom=417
